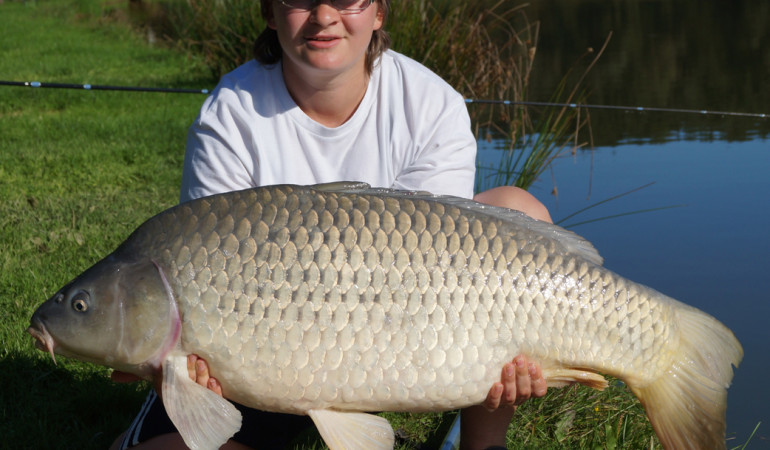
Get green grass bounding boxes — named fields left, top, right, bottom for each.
left=378, top=380, right=658, bottom=450
left=0, top=1, right=211, bottom=447
left=0, top=1, right=657, bottom=449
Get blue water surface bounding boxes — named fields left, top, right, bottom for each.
left=484, top=135, right=770, bottom=445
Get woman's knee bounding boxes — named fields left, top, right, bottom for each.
left=474, top=186, right=552, bottom=223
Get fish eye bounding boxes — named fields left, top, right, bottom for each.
left=71, top=291, right=90, bottom=313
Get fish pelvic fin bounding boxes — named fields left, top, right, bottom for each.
left=629, top=305, right=743, bottom=450
left=308, top=409, right=394, bottom=450
left=162, top=355, right=242, bottom=450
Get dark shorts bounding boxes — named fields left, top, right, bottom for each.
left=118, top=390, right=314, bottom=449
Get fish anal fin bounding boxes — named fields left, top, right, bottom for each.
left=308, top=409, right=394, bottom=450
left=161, top=355, right=242, bottom=450
left=542, top=367, right=609, bottom=390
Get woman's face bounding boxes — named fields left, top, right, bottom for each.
left=268, top=1, right=384, bottom=82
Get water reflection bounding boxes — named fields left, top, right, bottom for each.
left=493, top=0, right=770, bottom=145
left=474, top=1, right=769, bottom=446
left=520, top=138, right=770, bottom=447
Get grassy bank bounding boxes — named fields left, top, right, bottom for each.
left=0, top=1, right=655, bottom=448
left=0, top=1, right=211, bottom=447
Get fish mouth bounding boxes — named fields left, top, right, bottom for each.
left=27, top=319, right=57, bottom=365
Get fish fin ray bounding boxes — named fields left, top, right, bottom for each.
left=541, top=367, right=609, bottom=390
left=628, top=306, right=742, bottom=450
left=162, top=355, right=242, bottom=450
left=308, top=409, right=394, bottom=450
left=311, top=181, right=372, bottom=192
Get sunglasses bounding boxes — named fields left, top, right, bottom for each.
left=275, top=0, right=374, bottom=14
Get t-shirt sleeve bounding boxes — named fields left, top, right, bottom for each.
left=179, top=92, right=257, bottom=204
left=390, top=97, right=476, bottom=199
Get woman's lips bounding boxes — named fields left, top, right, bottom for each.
left=305, top=35, right=341, bottom=49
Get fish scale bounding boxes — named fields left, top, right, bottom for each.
left=29, top=182, right=742, bottom=450
left=127, top=185, right=664, bottom=412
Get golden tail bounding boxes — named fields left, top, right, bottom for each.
left=629, top=304, right=743, bottom=450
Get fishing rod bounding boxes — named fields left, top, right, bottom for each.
left=3, top=79, right=767, bottom=118
left=0, top=80, right=210, bottom=94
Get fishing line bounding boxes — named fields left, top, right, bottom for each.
left=2, top=79, right=767, bottom=118
left=464, top=98, right=768, bottom=119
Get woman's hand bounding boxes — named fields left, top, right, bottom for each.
left=187, top=354, right=223, bottom=396
left=460, top=355, right=548, bottom=450
left=110, top=370, right=162, bottom=395
left=482, top=355, right=547, bottom=411
left=110, top=355, right=223, bottom=398
left=110, top=371, right=141, bottom=383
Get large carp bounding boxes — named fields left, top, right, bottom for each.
left=28, top=182, right=741, bottom=449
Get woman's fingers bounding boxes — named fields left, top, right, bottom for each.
left=186, top=354, right=223, bottom=396
left=481, top=355, right=548, bottom=411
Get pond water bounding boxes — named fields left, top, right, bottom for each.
left=476, top=0, right=769, bottom=446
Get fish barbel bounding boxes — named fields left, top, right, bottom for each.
left=28, top=182, right=742, bottom=449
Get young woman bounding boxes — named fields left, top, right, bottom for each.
left=112, top=1, right=549, bottom=449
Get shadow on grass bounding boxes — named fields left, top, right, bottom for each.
left=0, top=352, right=148, bottom=449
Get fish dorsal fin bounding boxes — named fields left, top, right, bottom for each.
left=311, top=181, right=372, bottom=193
left=162, top=355, right=242, bottom=450
left=487, top=206, right=603, bottom=266
left=308, top=183, right=603, bottom=266
left=308, top=409, right=394, bottom=450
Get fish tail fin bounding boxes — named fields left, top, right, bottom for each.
left=629, top=305, right=743, bottom=450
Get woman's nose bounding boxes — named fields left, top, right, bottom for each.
left=308, top=1, right=341, bottom=26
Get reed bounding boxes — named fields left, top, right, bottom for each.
left=165, top=0, right=265, bottom=77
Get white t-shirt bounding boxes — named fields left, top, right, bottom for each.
left=180, top=50, right=477, bottom=203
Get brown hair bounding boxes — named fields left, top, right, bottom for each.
left=254, top=0, right=391, bottom=75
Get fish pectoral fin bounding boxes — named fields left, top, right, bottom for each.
left=161, top=355, right=242, bottom=450
left=308, top=409, right=394, bottom=450
left=542, top=367, right=609, bottom=390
